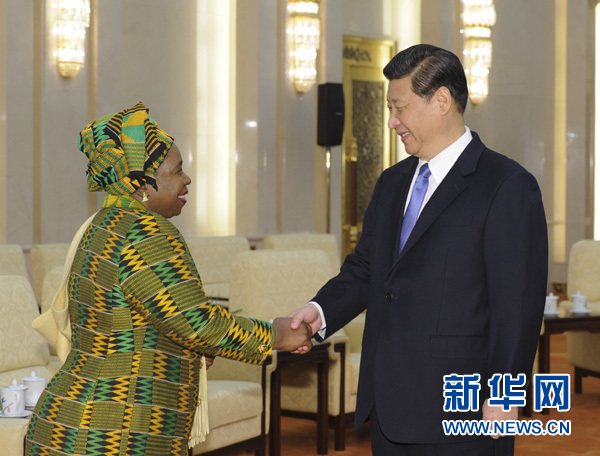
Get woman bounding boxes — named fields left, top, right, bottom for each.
left=25, top=102, right=312, bottom=456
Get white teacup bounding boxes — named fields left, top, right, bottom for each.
left=1, top=380, right=27, bottom=416
left=572, top=291, right=588, bottom=313
left=22, top=371, right=47, bottom=407
left=544, top=293, right=559, bottom=314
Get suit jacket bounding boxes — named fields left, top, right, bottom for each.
left=314, top=132, right=548, bottom=444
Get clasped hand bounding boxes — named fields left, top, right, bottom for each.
left=272, top=317, right=313, bottom=354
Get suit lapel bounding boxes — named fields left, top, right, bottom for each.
left=392, top=133, right=485, bottom=267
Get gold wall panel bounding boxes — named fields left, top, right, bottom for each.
left=352, top=80, right=385, bottom=225
left=342, top=36, right=396, bottom=257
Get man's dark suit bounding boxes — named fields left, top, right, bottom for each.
left=313, top=132, right=548, bottom=444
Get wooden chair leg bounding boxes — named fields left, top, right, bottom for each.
left=523, top=380, right=533, bottom=417
left=574, top=366, right=583, bottom=394
left=333, top=342, right=346, bottom=451
left=334, top=414, right=345, bottom=451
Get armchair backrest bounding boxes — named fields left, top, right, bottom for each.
left=229, top=249, right=333, bottom=321
left=263, top=232, right=341, bottom=274
left=0, top=275, right=50, bottom=373
left=567, top=240, right=600, bottom=301
left=186, top=236, right=250, bottom=298
left=30, top=243, right=69, bottom=305
left=0, top=244, right=28, bottom=280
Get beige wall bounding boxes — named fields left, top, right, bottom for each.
left=0, top=0, right=6, bottom=244
left=0, top=0, right=594, bottom=286
left=1, top=0, right=234, bottom=245
left=419, top=0, right=593, bottom=287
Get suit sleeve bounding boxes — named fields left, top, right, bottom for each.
left=312, top=168, right=387, bottom=339
left=118, top=213, right=274, bottom=365
left=483, top=169, right=548, bottom=388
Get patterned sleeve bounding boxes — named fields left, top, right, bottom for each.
left=118, top=212, right=274, bottom=365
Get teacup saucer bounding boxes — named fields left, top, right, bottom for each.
left=571, top=308, right=592, bottom=314
left=0, top=409, right=32, bottom=418
left=544, top=310, right=560, bottom=316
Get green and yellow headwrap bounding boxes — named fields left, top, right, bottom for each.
left=78, top=102, right=174, bottom=195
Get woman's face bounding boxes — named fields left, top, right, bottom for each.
left=144, top=143, right=192, bottom=218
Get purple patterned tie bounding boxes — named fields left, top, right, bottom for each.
left=399, top=164, right=431, bottom=253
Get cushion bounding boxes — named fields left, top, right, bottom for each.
left=0, top=415, right=29, bottom=456
left=206, top=380, right=262, bottom=429
left=0, top=276, right=50, bottom=372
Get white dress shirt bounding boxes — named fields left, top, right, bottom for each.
left=404, top=127, right=472, bottom=216
left=311, top=127, right=473, bottom=337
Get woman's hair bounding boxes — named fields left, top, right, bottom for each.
left=383, top=44, right=468, bottom=114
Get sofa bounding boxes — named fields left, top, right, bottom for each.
left=0, top=275, right=62, bottom=455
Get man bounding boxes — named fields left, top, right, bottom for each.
left=290, top=44, right=548, bottom=455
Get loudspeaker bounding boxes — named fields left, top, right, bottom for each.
left=317, top=83, right=345, bottom=147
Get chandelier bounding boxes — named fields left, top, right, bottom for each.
left=286, top=0, right=320, bottom=94
left=52, top=0, right=91, bottom=78
left=461, top=0, right=496, bottom=105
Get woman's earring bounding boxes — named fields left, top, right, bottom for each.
left=142, top=191, right=149, bottom=202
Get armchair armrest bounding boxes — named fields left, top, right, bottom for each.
left=207, top=352, right=277, bottom=435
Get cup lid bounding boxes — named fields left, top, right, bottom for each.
left=21, top=371, right=46, bottom=382
left=3, top=379, right=27, bottom=390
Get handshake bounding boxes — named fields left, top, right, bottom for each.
left=271, top=303, right=323, bottom=354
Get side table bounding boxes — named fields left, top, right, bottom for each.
left=270, top=342, right=330, bottom=456
left=525, top=311, right=600, bottom=416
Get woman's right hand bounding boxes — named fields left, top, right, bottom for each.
left=272, top=317, right=313, bottom=353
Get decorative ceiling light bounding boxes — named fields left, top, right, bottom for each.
left=461, top=0, right=496, bottom=105
left=52, top=0, right=91, bottom=78
left=286, top=0, right=320, bottom=94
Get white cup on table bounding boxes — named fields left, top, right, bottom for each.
left=572, top=291, right=588, bottom=313
left=1, top=380, right=27, bottom=416
left=21, top=371, right=47, bottom=408
left=544, top=293, right=559, bottom=315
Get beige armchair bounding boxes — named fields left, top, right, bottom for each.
left=0, top=244, right=29, bottom=279
left=189, top=355, right=277, bottom=456
left=229, top=249, right=356, bottom=451
left=0, top=275, right=62, bottom=456
left=558, top=240, right=600, bottom=392
left=262, top=233, right=363, bottom=449
left=30, top=243, right=69, bottom=305
left=186, top=236, right=250, bottom=299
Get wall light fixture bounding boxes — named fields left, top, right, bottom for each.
left=52, top=0, right=91, bottom=78
left=286, top=0, right=320, bottom=94
left=461, top=0, right=496, bottom=105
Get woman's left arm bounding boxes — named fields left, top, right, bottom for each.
left=119, top=212, right=275, bottom=365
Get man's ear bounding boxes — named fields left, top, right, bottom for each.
left=435, top=86, right=453, bottom=115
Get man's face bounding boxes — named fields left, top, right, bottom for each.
left=387, top=76, right=443, bottom=161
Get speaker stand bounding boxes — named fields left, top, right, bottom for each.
left=325, top=146, right=332, bottom=233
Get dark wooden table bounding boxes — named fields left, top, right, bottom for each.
left=270, top=342, right=330, bottom=456
left=524, top=309, right=600, bottom=416
left=539, top=310, right=600, bottom=375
